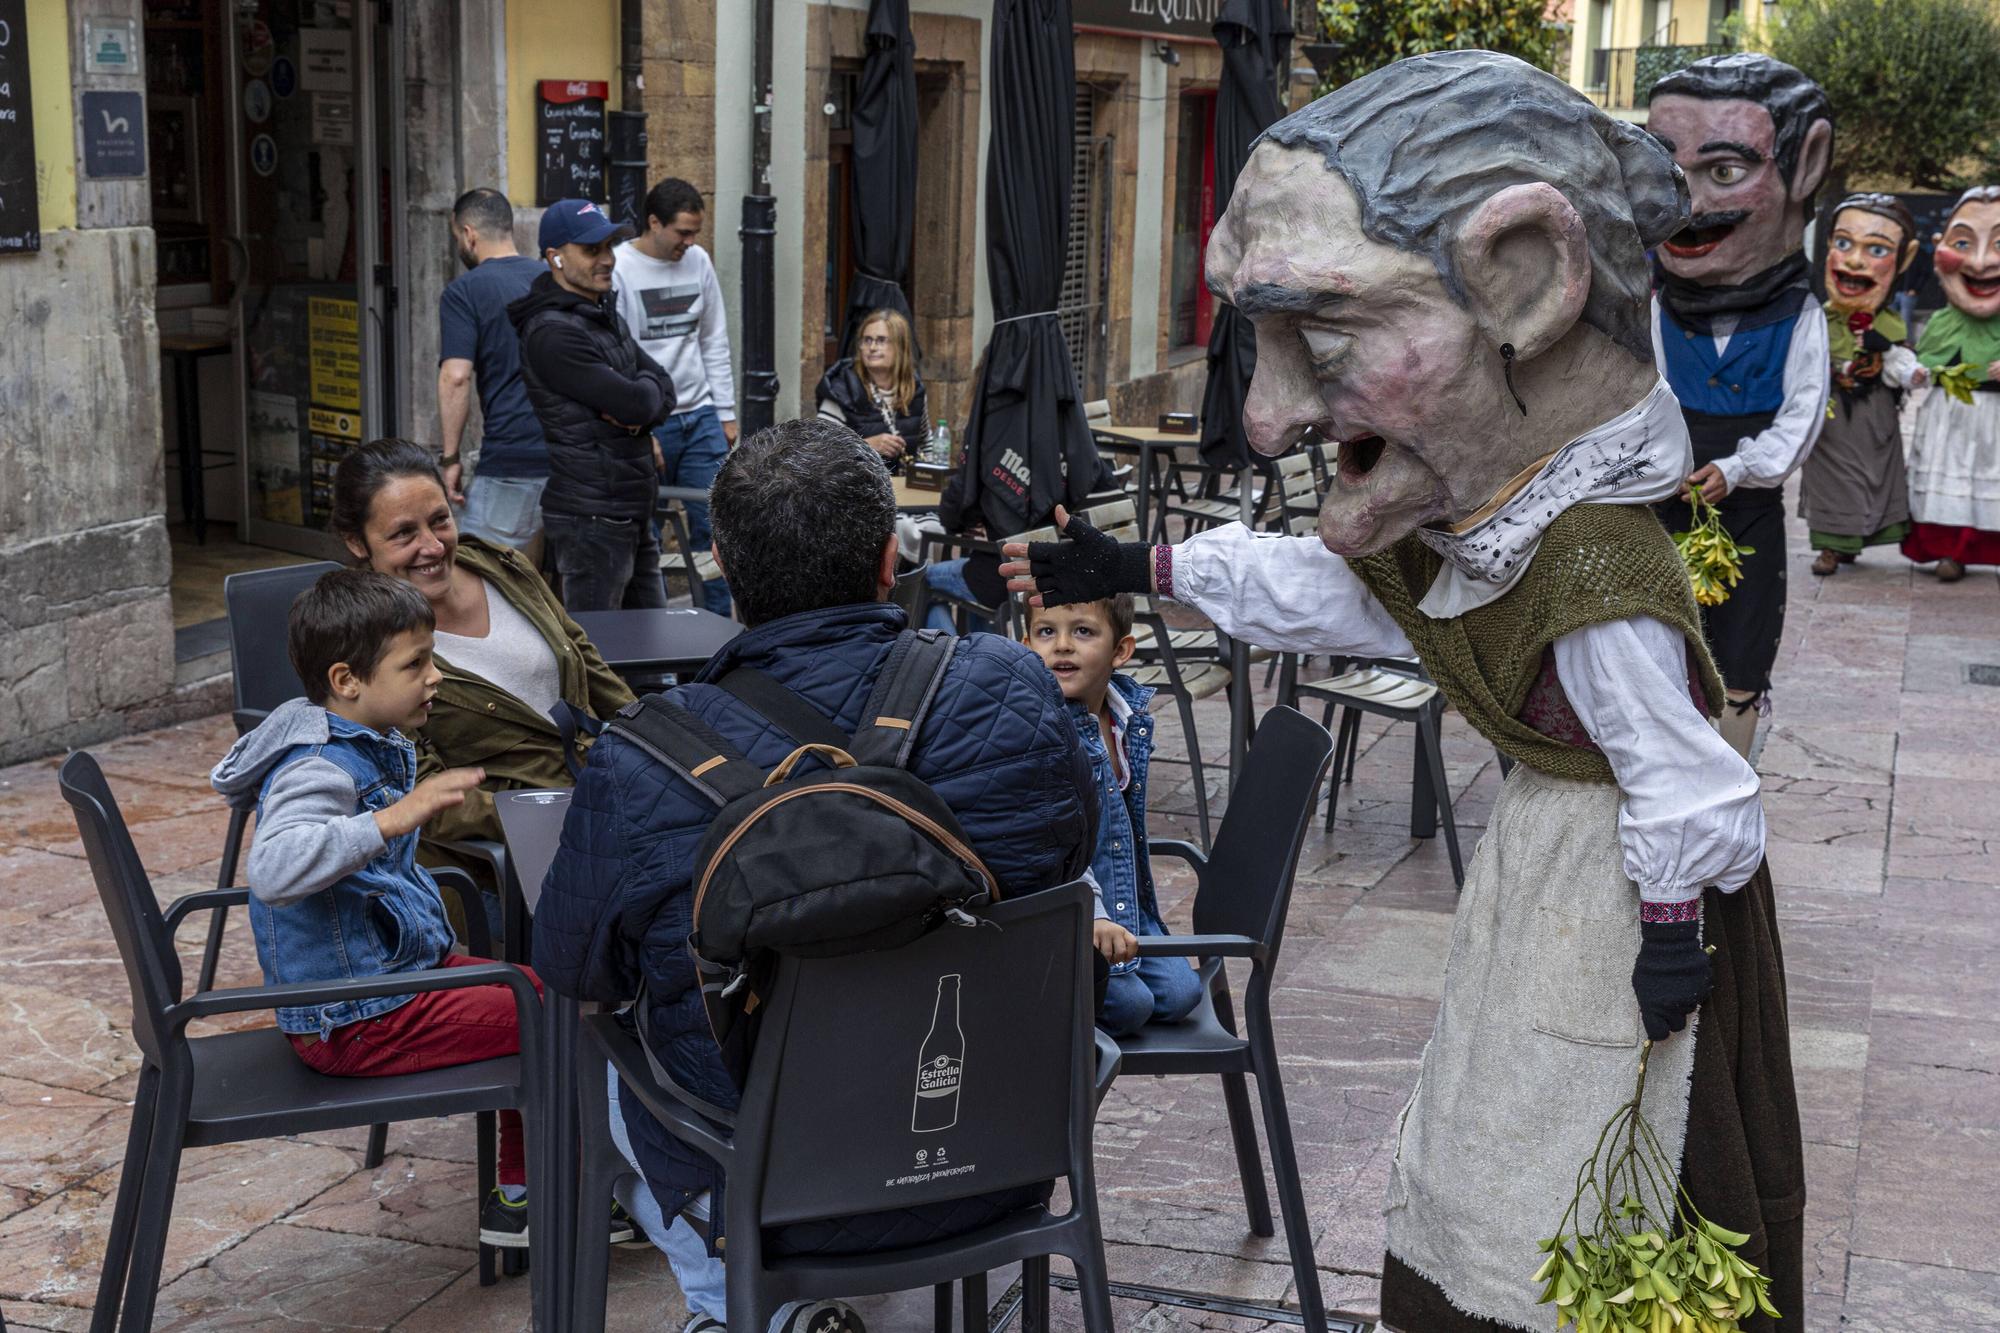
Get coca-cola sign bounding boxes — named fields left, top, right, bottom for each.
left=1072, top=0, right=1223, bottom=43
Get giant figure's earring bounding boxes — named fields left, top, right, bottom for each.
left=1500, top=343, right=1528, bottom=417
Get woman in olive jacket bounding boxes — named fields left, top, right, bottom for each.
left=331, top=438, right=634, bottom=851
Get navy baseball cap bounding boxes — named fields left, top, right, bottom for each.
left=538, top=199, right=633, bottom=253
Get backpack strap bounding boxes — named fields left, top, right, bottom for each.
left=849, top=628, right=957, bottom=770
left=605, top=696, right=766, bottom=806
left=718, top=667, right=852, bottom=750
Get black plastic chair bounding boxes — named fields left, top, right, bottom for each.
left=569, top=883, right=1119, bottom=1332
left=197, top=560, right=342, bottom=995
left=1112, top=704, right=1336, bottom=1332
left=58, top=752, right=546, bottom=1332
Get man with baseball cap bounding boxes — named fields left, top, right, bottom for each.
left=508, top=199, right=677, bottom=610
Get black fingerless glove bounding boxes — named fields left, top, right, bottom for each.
left=1631, top=919, right=1712, bottom=1042
left=1022, top=513, right=1154, bottom=607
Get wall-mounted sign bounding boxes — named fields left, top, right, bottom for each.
left=84, top=17, right=138, bottom=75
left=270, top=55, right=297, bottom=98
left=249, top=131, right=276, bottom=177
left=243, top=78, right=271, bottom=124
left=1072, top=0, right=1223, bottom=43
left=536, top=79, right=608, bottom=207
left=81, top=90, right=147, bottom=178
left=310, top=91, right=352, bottom=145
left=299, top=28, right=352, bottom=93
left=0, top=0, right=40, bottom=254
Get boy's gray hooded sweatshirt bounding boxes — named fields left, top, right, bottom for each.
left=209, top=698, right=391, bottom=907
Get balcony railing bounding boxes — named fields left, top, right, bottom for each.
left=1586, top=43, right=1734, bottom=111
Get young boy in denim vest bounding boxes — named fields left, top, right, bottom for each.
left=1025, top=595, right=1202, bottom=1036
left=209, top=568, right=576, bottom=1248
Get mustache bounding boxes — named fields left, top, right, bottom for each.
left=1683, top=210, right=1751, bottom=232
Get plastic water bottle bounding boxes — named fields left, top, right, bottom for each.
left=932, top=419, right=952, bottom=467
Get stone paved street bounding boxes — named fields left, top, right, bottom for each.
left=2, top=514, right=1997, bottom=1331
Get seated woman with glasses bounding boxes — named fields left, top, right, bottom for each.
left=814, top=307, right=934, bottom=471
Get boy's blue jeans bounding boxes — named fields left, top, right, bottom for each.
left=1098, top=916, right=1205, bottom=1037
left=653, top=407, right=733, bottom=617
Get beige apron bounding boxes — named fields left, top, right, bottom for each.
left=1383, top=763, right=1697, bottom=1331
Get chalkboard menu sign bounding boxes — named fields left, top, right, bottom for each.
left=0, top=0, right=41, bottom=255
left=536, top=79, right=607, bottom=207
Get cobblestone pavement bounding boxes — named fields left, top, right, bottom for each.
left=1, top=517, right=1996, bottom=1331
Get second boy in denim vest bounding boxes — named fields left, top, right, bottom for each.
left=1025, top=595, right=1202, bottom=1036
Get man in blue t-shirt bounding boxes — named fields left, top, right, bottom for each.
left=439, top=187, right=550, bottom=553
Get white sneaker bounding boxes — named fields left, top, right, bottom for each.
left=779, top=1301, right=868, bottom=1333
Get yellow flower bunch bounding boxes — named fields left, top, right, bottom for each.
left=1534, top=1042, right=1780, bottom=1333
left=1673, top=490, right=1754, bottom=608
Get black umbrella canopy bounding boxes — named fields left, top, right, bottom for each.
left=944, top=0, right=1103, bottom=542
left=839, top=0, right=919, bottom=357
left=1200, top=0, right=1295, bottom=470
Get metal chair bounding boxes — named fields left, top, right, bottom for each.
left=197, top=560, right=341, bottom=995
left=657, top=484, right=724, bottom=611
left=57, top=753, right=546, bottom=1333
left=1110, top=705, right=1336, bottom=1332
left=569, top=883, right=1119, bottom=1332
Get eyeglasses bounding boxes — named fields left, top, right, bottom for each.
left=859, top=335, right=891, bottom=348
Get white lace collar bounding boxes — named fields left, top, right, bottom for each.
left=1414, top=379, right=1690, bottom=619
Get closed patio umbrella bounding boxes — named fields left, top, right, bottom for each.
left=944, top=0, right=1103, bottom=548
left=839, top=0, right=919, bottom=356
left=1199, top=0, right=1295, bottom=471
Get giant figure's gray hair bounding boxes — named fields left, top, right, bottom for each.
left=1257, top=50, right=1687, bottom=361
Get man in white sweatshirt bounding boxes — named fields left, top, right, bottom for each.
left=613, top=178, right=739, bottom=615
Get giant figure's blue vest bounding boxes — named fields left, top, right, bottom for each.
left=1659, top=305, right=1797, bottom=417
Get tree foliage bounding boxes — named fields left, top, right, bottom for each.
left=1761, top=0, right=2000, bottom=191
left=1314, top=0, right=1559, bottom=89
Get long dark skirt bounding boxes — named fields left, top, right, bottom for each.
left=1655, top=496, right=1789, bottom=696
left=1379, top=865, right=1804, bottom=1332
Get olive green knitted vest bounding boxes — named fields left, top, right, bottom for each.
left=1345, top=503, right=1725, bottom=784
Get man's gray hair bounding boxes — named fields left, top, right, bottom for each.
left=1258, top=50, right=1687, bottom=361
left=1650, top=53, right=1832, bottom=195
left=709, top=418, right=897, bottom=627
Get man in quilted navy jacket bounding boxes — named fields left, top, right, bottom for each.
left=535, top=418, right=1096, bottom=1333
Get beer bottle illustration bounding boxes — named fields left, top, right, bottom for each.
left=912, top=973, right=964, bottom=1133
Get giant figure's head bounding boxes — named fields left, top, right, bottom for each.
left=1935, top=185, right=2000, bottom=321
left=1648, top=53, right=1832, bottom=285
left=1206, top=51, right=1687, bottom=556
left=1823, top=193, right=1917, bottom=317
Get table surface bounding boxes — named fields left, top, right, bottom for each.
left=893, top=477, right=947, bottom=509
left=571, top=607, right=742, bottom=672
left=493, top=789, right=571, bottom=917
left=1091, top=424, right=1204, bottom=447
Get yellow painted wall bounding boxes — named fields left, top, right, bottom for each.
left=504, top=0, right=622, bottom=209
left=27, top=0, right=75, bottom=232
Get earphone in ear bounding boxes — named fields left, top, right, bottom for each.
left=554, top=254, right=565, bottom=269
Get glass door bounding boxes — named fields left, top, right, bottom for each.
left=226, top=0, right=392, bottom=556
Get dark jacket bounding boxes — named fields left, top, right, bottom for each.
left=814, top=358, right=932, bottom=464
left=535, top=602, right=1097, bottom=1239
left=414, top=537, right=634, bottom=846
left=507, top=271, right=674, bottom=521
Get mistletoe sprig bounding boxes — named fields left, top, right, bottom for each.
left=1934, top=362, right=1983, bottom=406
left=1534, top=1042, right=1780, bottom=1333
left=1673, top=490, right=1754, bottom=608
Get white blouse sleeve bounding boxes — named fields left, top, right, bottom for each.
left=1711, top=308, right=1830, bottom=493
left=1883, top=344, right=1923, bottom=390
left=1169, top=523, right=1416, bottom=658
left=1553, top=616, right=1765, bottom=903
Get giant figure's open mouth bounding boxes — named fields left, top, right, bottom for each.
left=1662, top=223, right=1735, bottom=259
left=1338, top=435, right=1387, bottom=484
left=1965, top=272, right=2000, bottom=299
left=1832, top=271, right=1877, bottom=298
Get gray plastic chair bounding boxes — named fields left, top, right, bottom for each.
left=198, top=560, right=342, bottom=995
left=569, top=883, right=1119, bottom=1331
left=59, top=752, right=544, bottom=1331
left=1111, top=704, right=1336, bottom=1332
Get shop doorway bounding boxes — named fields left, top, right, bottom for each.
left=148, top=0, right=405, bottom=649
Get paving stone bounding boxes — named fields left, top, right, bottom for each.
left=1756, top=722, right=1897, bottom=786
left=149, top=1223, right=466, bottom=1331
left=1850, top=1117, right=2000, bottom=1273
left=1801, top=1140, right=1857, bottom=1327
left=0, top=844, right=101, bottom=919
left=1839, top=1255, right=2000, bottom=1331
left=1280, top=907, right=1455, bottom=1004
left=0, top=1138, right=360, bottom=1306
left=283, top=1153, right=485, bottom=1252
left=0, top=1075, right=131, bottom=1222
left=1792, top=1027, right=1869, bottom=1149
left=0, top=980, right=140, bottom=1093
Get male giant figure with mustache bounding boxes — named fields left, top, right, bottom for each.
left=1005, top=52, right=1802, bottom=1333
left=1647, top=54, right=1834, bottom=757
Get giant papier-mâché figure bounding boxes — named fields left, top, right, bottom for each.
left=1902, top=184, right=2000, bottom=579
left=1003, top=51, right=1801, bottom=1333
left=1801, top=193, right=1923, bottom=576
left=1646, top=53, right=1833, bottom=755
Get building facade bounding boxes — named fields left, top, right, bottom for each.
left=1564, top=0, right=1754, bottom=117
left=0, top=0, right=1317, bottom=762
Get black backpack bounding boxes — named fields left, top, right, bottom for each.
left=606, top=629, right=997, bottom=1084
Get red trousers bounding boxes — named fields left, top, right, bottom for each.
left=289, top=954, right=542, bottom=1186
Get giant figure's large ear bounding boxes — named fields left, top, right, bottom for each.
left=1452, top=182, right=1592, bottom=363
left=1791, top=118, right=1833, bottom=203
